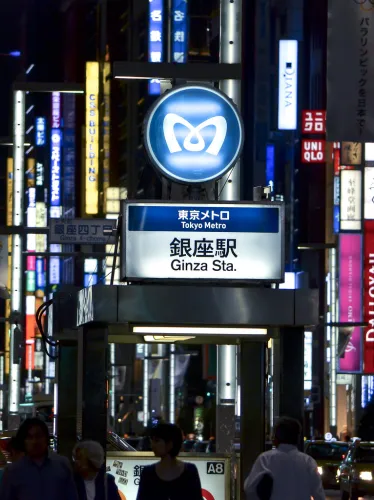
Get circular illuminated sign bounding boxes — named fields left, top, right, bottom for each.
left=144, top=85, right=244, bottom=184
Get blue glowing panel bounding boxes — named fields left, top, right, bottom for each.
left=144, top=85, right=244, bottom=184
left=333, top=205, right=340, bottom=234
left=50, top=129, right=62, bottom=207
left=266, top=144, right=275, bottom=191
left=35, top=117, right=46, bottom=146
left=148, top=0, right=164, bottom=95
left=172, top=0, right=188, bottom=63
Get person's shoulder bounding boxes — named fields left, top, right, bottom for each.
left=183, top=462, right=199, bottom=475
left=300, top=451, right=318, bottom=467
left=141, top=463, right=157, bottom=476
left=49, top=452, right=72, bottom=470
left=6, top=455, right=28, bottom=473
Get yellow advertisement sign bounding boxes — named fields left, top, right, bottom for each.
left=85, top=62, right=100, bottom=215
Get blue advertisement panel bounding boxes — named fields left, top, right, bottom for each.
left=50, top=129, right=62, bottom=208
left=172, top=0, right=188, bottom=63
left=148, top=0, right=164, bottom=95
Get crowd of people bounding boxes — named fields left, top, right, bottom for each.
left=0, top=416, right=326, bottom=499
left=0, top=418, right=121, bottom=500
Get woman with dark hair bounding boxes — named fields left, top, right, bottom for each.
left=136, top=423, right=202, bottom=500
left=0, top=418, right=78, bottom=499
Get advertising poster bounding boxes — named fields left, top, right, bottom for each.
left=327, top=0, right=374, bottom=141
left=106, top=456, right=228, bottom=500
left=339, top=234, right=363, bottom=372
left=364, top=220, right=374, bottom=373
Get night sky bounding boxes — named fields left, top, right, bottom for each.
left=0, top=1, right=22, bottom=137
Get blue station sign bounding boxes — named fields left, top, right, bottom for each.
left=144, top=85, right=244, bottom=184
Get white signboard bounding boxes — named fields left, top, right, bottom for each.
left=340, top=170, right=362, bottom=231
left=278, top=40, right=298, bottom=131
left=365, top=167, right=374, bottom=220
left=106, top=455, right=228, bottom=500
left=49, top=218, right=116, bottom=244
left=122, top=202, right=284, bottom=282
left=304, top=331, right=312, bottom=391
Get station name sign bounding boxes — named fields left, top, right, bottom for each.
left=121, top=202, right=284, bottom=282
left=50, top=218, right=116, bottom=245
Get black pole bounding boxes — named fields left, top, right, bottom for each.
left=110, top=215, right=122, bottom=286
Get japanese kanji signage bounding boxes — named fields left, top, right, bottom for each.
left=301, top=111, right=326, bottom=134
left=148, top=0, right=164, bottom=95
left=340, top=170, right=362, bottom=231
left=172, top=0, right=188, bottom=63
left=122, top=202, right=284, bottom=282
left=327, top=0, right=374, bottom=141
left=49, top=218, right=116, bottom=244
left=301, top=140, right=326, bottom=163
left=365, top=166, right=374, bottom=219
left=106, top=455, right=228, bottom=500
left=340, top=141, right=363, bottom=166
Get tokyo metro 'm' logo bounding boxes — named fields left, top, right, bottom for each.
left=163, top=114, right=227, bottom=156
left=144, top=85, right=244, bottom=184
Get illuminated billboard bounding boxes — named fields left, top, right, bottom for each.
left=339, top=234, right=363, bottom=373
left=85, top=62, right=99, bottom=215
left=278, top=40, right=298, bottom=131
left=340, top=170, right=362, bottom=231
left=148, top=0, right=164, bottom=95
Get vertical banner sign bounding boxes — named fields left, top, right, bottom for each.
left=85, top=62, right=99, bottom=215
left=340, top=169, right=362, bottom=231
left=339, top=234, right=363, bottom=373
left=35, top=117, right=46, bottom=146
left=103, top=61, right=111, bottom=207
left=63, top=94, right=76, bottom=214
left=148, top=0, right=164, bottom=95
left=172, top=0, right=188, bottom=63
left=364, top=220, right=374, bottom=373
left=50, top=130, right=62, bottom=213
left=63, top=93, right=76, bottom=285
left=365, top=167, right=374, bottom=219
left=50, top=93, right=62, bottom=291
left=327, top=0, right=374, bottom=141
left=278, top=40, right=298, bottom=131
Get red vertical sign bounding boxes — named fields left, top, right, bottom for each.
left=364, top=220, right=374, bottom=373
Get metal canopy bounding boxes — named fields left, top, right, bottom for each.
left=73, top=285, right=318, bottom=343
left=112, top=62, right=242, bottom=81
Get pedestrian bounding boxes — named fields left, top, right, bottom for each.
left=0, top=435, right=25, bottom=485
left=136, top=423, right=202, bottom=500
left=73, top=440, right=120, bottom=500
left=0, top=417, right=78, bottom=500
left=244, top=417, right=325, bottom=500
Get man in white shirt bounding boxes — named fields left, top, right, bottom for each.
left=244, top=417, right=325, bottom=500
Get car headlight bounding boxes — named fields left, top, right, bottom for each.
left=359, top=471, right=372, bottom=481
left=317, top=466, right=323, bottom=475
left=337, top=469, right=341, bottom=477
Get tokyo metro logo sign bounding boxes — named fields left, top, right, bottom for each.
left=144, top=85, right=244, bottom=184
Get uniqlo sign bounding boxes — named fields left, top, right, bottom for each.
left=364, top=220, right=374, bottom=374
left=302, top=110, right=326, bottom=134
left=301, top=140, right=326, bottom=163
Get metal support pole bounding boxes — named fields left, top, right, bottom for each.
left=216, top=0, right=242, bottom=453
left=218, top=0, right=242, bottom=200
left=8, top=90, right=25, bottom=426
left=240, top=342, right=266, bottom=493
